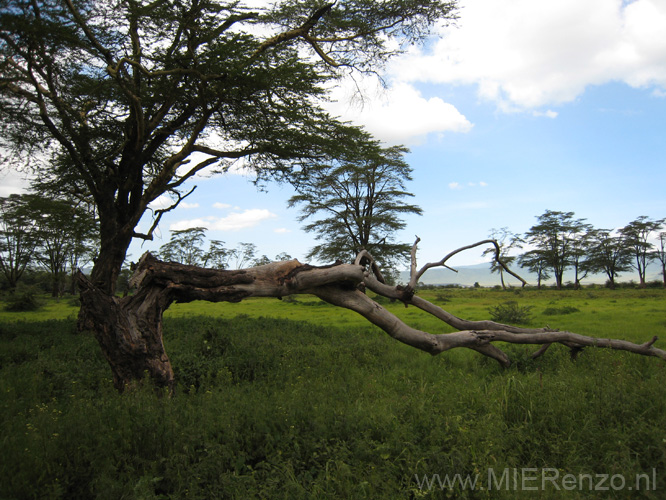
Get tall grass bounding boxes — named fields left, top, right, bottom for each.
left=0, top=313, right=665, bottom=498
left=1, top=289, right=665, bottom=498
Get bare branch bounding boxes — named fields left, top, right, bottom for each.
left=409, top=238, right=527, bottom=289
left=123, top=248, right=666, bottom=370
left=354, top=249, right=385, bottom=284
left=132, top=186, right=197, bottom=241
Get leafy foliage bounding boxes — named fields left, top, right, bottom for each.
left=289, top=128, right=422, bottom=268
left=2, top=311, right=666, bottom=498
left=488, top=300, right=533, bottom=324
left=0, top=0, right=458, bottom=294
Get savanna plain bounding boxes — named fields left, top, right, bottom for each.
left=1, top=287, right=665, bottom=499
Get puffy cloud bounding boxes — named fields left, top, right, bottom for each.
left=327, top=79, right=472, bottom=145
left=391, top=0, right=666, bottom=111
left=169, top=208, right=277, bottom=232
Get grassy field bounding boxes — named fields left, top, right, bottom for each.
left=1, top=288, right=665, bottom=499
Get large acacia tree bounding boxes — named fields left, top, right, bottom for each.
left=0, top=0, right=458, bottom=388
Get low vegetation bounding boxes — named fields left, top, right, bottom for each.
left=1, top=288, right=665, bottom=498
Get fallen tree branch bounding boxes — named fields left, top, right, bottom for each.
left=81, top=242, right=666, bottom=391
left=126, top=250, right=665, bottom=373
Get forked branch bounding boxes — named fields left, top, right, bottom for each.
left=128, top=239, right=666, bottom=369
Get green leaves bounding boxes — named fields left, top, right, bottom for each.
left=288, top=128, right=421, bottom=267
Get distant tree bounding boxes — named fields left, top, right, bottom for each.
left=656, top=232, right=666, bottom=288
left=524, top=210, right=588, bottom=290
left=518, top=249, right=551, bottom=289
left=482, top=228, right=522, bottom=289
left=159, top=227, right=208, bottom=266
left=0, top=194, right=38, bottom=289
left=204, top=240, right=232, bottom=270
left=230, top=243, right=258, bottom=269
left=568, top=221, right=595, bottom=289
left=620, top=216, right=665, bottom=288
left=253, top=255, right=273, bottom=266
left=254, top=252, right=293, bottom=266
left=587, top=229, right=632, bottom=289
left=289, top=129, right=422, bottom=270
left=20, top=196, right=98, bottom=297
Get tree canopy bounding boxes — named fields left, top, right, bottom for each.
left=0, top=0, right=458, bottom=294
left=288, top=128, right=422, bottom=270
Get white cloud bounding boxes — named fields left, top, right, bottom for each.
left=169, top=208, right=277, bottom=232
left=448, top=182, right=462, bottom=190
left=0, top=170, right=30, bottom=197
left=392, top=0, right=666, bottom=111
left=179, top=202, right=199, bottom=209
left=533, top=110, right=558, bottom=119
left=274, top=228, right=291, bottom=233
left=213, top=202, right=232, bottom=209
left=327, top=79, right=472, bottom=145
left=148, top=195, right=174, bottom=210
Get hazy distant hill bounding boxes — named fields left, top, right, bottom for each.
left=399, top=262, right=664, bottom=288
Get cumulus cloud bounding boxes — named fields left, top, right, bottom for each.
left=169, top=208, right=277, bottom=232
left=448, top=182, right=462, bottom=190
left=391, top=0, right=666, bottom=111
left=327, top=79, right=472, bottom=145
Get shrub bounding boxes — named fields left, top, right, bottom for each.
left=488, top=300, right=532, bottom=324
left=4, top=288, right=43, bottom=312
left=542, top=306, right=580, bottom=316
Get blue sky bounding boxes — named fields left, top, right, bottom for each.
left=3, top=0, right=666, bottom=270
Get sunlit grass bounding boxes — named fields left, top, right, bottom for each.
left=1, top=287, right=666, bottom=498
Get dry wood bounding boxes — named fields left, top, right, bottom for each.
left=79, top=239, right=666, bottom=391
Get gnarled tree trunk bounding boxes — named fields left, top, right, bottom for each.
left=78, top=241, right=666, bottom=393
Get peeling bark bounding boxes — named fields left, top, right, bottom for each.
left=79, top=242, right=666, bottom=392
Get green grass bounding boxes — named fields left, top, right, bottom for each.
left=1, top=288, right=665, bottom=498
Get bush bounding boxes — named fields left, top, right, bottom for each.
left=542, top=306, right=580, bottom=316
left=488, top=300, right=532, bottom=324
left=4, top=288, right=43, bottom=312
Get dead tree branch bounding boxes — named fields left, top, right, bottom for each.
left=121, top=245, right=666, bottom=378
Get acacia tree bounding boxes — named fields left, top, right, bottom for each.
left=518, top=249, right=551, bottom=289
left=288, top=128, right=422, bottom=270
left=568, top=221, right=594, bottom=289
left=656, top=232, right=666, bottom=288
left=1, top=0, right=458, bottom=389
left=587, top=229, right=632, bottom=289
left=620, top=216, right=665, bottom=288
left=482, top=228, right=522, bottom=289
left=159, top=227, right=208, bottom=266
left=0, top=194, right=39, bottom=289
left=524, top=210, right=588, bottom=290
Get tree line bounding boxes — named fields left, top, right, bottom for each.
left=0, top=194, right=97, bottom=296
left=491, top=210, right=666, bottom=289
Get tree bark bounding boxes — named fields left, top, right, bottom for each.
left=77, top=248, right=666, bottom=392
